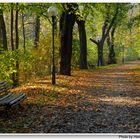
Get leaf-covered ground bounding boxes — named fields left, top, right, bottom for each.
left=0, top=61, right=140, bottom=133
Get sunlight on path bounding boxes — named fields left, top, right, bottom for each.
left=6, top=61, right=140, bottom=133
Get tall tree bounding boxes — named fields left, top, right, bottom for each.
left=22, top=12, right=26, bottom=52
left=15, top=3, right=19, bottom=86
left=77, top=20, right=87, bottom=69
left=90, top=5, right=119, bottom=66
left=107, top=25, right=117, bottom=64
left=15, top=3, right=19, bottom=50
left=106, top=4, right=131, bottom=64
left=11, top=3, right=14, bottom=51
left=76, top=15, right=87, bottom=69
left=34, top=15, right=40, bottom=48
left=0, top=8, right=7, bottom=50
left=59, top=4, right=77, bottom=75
left=10, top=3, right=16, bottom=86
left=12, top=3, right=19, bottom=87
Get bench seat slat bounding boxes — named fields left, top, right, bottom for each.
left=0, top=81, right=9, bottom=94
left=0, top=93, right=26, bottom=106
left=0, top=81, right=27, bottom=113
left=0, top=93, right=12, bottom=101
left=0, top=81, right=7, bottom=85
left=9, top=93, right=26, bottom=106
left=9, top=94, right=26, bottom=106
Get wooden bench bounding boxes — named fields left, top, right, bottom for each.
left=0, top=81, right=26, bottom=115
left=88, top=63, right=96, bottom=69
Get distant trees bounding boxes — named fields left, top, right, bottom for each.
left=34, top=15, right=40, bottom=48
left=0, top=3, right=139, bottom=84
left=90, top=4, right=119, bottom=66
left=89, top=3, right=131, bottom=66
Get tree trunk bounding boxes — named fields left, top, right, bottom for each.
left=0, top=26, right=2, bottom=49
left=107, top=37, right=116, bottom=64
left=15, top=4, right=19, bottom=50
left=13, top=3, right=19, bottom=87
left=59, top=11, right=76, bottom=75
left=77, top=20, right=87, bottom=69
left=0, top=9, right=7, bottom=50
left=10, top=3, right=16, bottom=86
left=11, top=3, right=14, bottom=51
left=107, top=27, right=117, bottom=64
left=97, top=42, right=104, bottom=66
left=22, top=12, right=26, bottom=52
left=108, top=44, right=116, bottom=64
left=34, top=15, right=40, bottom=48
left=90, top=6, right=119, bottom=67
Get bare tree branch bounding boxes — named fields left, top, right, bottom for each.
left=90, top=38, right=98, bottom=45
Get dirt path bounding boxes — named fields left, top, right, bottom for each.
left=31, top=61, right=140, bottom=133
left=0, top=61, right=140, bottom=133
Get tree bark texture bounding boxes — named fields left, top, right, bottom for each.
left=97, top=42, right=104, bottom=66
left=11, top=3, right=14, bottom=51
left=15, top=4, right=19, bottom=50
left=59, top=4, right=77, bottom=75
left=13, top=3, right=19, bottom=87
left=22, top=12, right=26, bottom=52
left=0, top=9, right=7, bottom=50
left=0, top=26, right=2, bottom=49
left=77, top=20, right=88, bottom=69
left=34, top=16, right=40, bottom=48
left=10, top=3, right=16, bottom=87
left=107, top=27, right=117, bottom=64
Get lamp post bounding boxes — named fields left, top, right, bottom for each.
left=48, top=6, right=58, bottom=85
left=122, top=42, right=125, bottom=64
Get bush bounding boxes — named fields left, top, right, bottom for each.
left=0, top=50, right=34, bottom=84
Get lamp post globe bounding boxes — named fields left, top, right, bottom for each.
left=48, top=6, right=58, bottom=85
left=48, top=6, right=58, bottom=17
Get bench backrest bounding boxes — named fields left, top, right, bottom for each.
left=0, top=81, right=9, bottom=95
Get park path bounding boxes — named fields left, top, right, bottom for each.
left=1, top=61, right=140, bottom=133
left=29, top=61, right=140, bottom=133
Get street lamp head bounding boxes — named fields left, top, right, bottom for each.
left=48, top=6, right=58, bottom=17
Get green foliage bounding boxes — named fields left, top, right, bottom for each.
left=72, top=24, right=80, bottom=68
left=29, top=21, right=60, bottom=76
left=0, top=50, right=34, bottom=83
left=87, top=42, right=97, bottom=65
left=72, top=39, right=80, bottom=68
left=0, top=3, right=139, bottom=85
